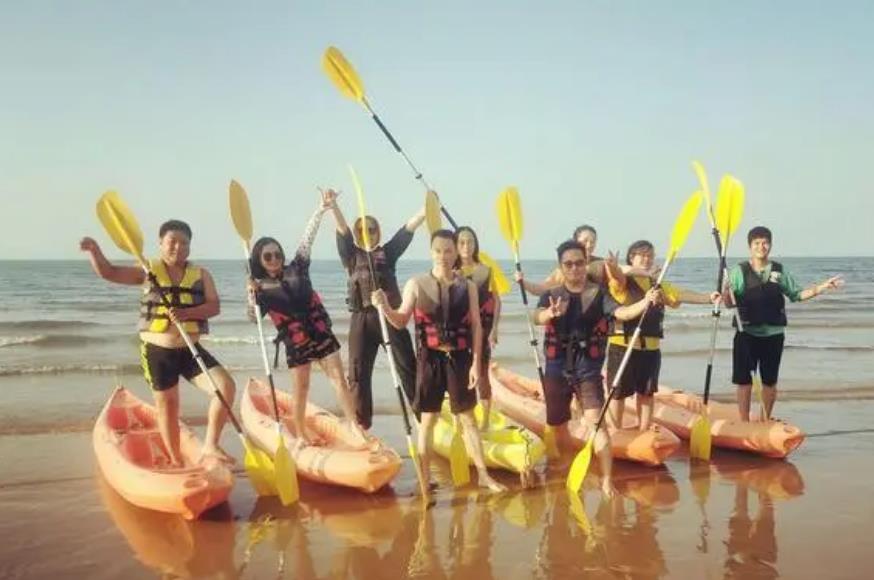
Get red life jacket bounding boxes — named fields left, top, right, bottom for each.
left=413, top=273, right=472, bottom=351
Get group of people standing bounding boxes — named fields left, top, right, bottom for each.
left=80, top=187, right=841, bottom=495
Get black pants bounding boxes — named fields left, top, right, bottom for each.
left=347, top=306, right=417, bottom=429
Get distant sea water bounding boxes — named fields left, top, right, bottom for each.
left=1, top=257, right=871, bottom=435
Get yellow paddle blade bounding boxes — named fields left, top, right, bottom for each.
left=242, top=438, right=278, bottom=497
left=479, top=251, right=511, bottom=296
left=495, top=186, right=523, bottom=244
left=229, top=179, right=253, bottom=242
left=274, top=434, right=300, bottom=506
left=565, top=438, right=593, bottom=493
left=96, top=191, right=145, bottom=262
left=715, top=175, right=745, bottom=242
left=322, top=46, right=365, bottom=102
left=543, top=425, right=559, bottom=459
left=689, top=461, right=712, bottom=504
left=689, top=416, right=712, bottom=461
left=348, top=165, right=372, bottom=251
left=691, top=160, right=714, bottom=223
left=424, top=190, right=443, bottom=234
left=449, top=421, right=471, bottom=487
left=473, top=401, right=506, bottom=430
left=753, top=372, right=765, bottom=408
left=566, top=487, right=593, bottom=535
left=667, top=190, right=703, bottom=260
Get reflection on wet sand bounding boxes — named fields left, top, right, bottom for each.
left=96, top=449, right=807, bottom=579
left=709, top=455, right=803, bottom=580
left=97, top=471, right=236, bottom=578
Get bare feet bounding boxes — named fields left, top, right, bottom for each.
left=199, top=444, right=236, bottom=466
left=601, top=477, right=615, bottom=499
left=478, top=473, right=507, bottom=493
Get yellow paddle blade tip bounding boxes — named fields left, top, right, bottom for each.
left=565, top=443, right=593, bottom=493
left=322, top=46, right=365, bottom=102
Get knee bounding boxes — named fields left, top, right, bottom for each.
left=594, top=430, right=610, bottom=454
left=155, top=391, right=179, bottom=413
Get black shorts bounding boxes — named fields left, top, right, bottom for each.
left=414, top=348, right=477, bottom=415
left=732, top=332, right=785, bottom=386
left=606, top=346, right=661, bottom=400
left=542, top=372, right=605, bottom=426
left=140, top=341, right=221, bottom=391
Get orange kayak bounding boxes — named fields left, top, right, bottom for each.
left=240, top=378, right=401, bottom=493
left=93, top=386, right=234, bottom=520
left=489, top=365, right=681, bottom=466
left=633, top=387, right=805, bottom=458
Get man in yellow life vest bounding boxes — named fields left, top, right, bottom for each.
left=80, top=220, right=235, bottom=467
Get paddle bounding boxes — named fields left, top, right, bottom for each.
left=348, top=166, right=431, bottom=500
left=566, top=191, right=703, bottom=493
left=95, top=190, right=276, bottom=496
left=495, top=187, right=558, bottom=458
left=324, top=46, right=511, bottom=298
left=322, top=46, right=457, bottom=228
left=423, top=193, right=471, bottom=486
left=228, top=180, right=300, bottom=505
left=689, top=166, right=747, bottom=459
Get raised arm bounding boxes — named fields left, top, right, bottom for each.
left=325, top=188, right=351, bottom=236
left=294, top=198, right=328, bottom=262
left=79, top=237, right=145, bottom=285
left=373, top=279, right=417, bottom=329
left=404, top=203, right=427, bottom=233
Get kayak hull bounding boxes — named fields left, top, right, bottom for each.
left=241, top=378, right=401, bottom=493
left=636, top=387, right=805, bottom=458
left=489, top=364, right=681, bottom=466
left=432, top=400, right=545, bottom=474
left=93, top=386, right=234, bottom=520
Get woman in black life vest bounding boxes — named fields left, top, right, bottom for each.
left=326, top=189, right=426, bottom=429
left=247, top=191, right=364, bottom=446
left=456, top=226, right=501, bottom=430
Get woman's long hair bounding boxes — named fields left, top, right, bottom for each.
left=454, top=226, right=480, bottom=269
left=249, top=236, right=286, bottom=279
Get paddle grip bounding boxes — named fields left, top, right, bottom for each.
left=514, top=261, right=529, bottom=305
left=145, top=271, right=245, bottom=435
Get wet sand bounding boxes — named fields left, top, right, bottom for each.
left=1, top=409, right=873, bottom=579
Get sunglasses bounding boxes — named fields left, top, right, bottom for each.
left=261, top=251, right=283, bottom=262
left=561, top=259, right=587, bottom=269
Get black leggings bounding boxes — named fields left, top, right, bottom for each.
left=347, top=307, right=417, bottom=429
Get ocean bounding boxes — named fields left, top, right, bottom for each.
left=1, top=257, right=871, bottom=436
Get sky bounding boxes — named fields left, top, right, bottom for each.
left=1, top=0, right=872, bottom=260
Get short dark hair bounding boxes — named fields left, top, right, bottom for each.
left=626, top=240, right=654, bottom=265
left=556, top=239, right=586, bottom=262
left=159, top=220, right=192, bottom=240
left=747, top=226, right=772, bottom=246
left=430, top=229, right=457, bottom=246
left=572, top=224, right=597, bottom=239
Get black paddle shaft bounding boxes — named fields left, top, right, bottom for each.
left=146, top=272, right=245, bottom=435
left=367, top=111, right=459, bottom=229
left=702, top=226, right=729, bottom=406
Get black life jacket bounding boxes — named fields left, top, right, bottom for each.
left=543, top=285, right=610, bottom=367
left=413, top=273, right=472, bottom=351
left=345, top=246, right=402, bottom=312
left=613, top=276, right=664, bottom=342
left=462, top=263, right=496, bottom=335
left=734, top=261, right=787, bottom=328
left=255, top=264, right=332, bottom=365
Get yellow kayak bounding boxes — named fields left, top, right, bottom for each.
left=431, top=400, right=545, bottom=476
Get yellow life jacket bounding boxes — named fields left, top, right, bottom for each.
left=138, top=259, right=209, bottom=334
